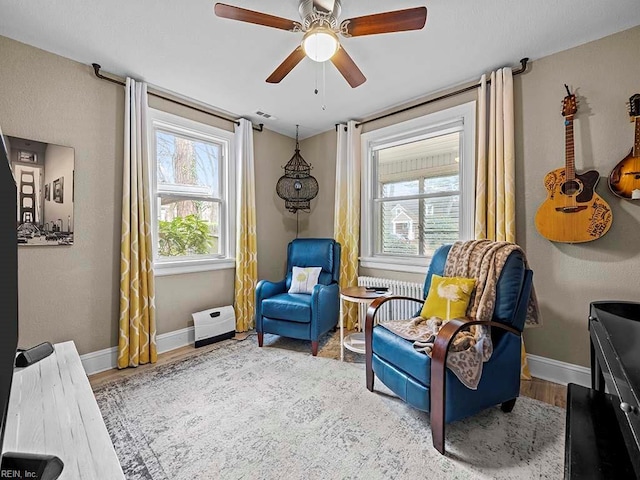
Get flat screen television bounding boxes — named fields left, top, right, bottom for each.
left=0, top=126, right=18, bottom=464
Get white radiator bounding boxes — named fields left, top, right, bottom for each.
left=357, top=276, right=424, bottom=325
left=192, top=305, right=235, bottom=348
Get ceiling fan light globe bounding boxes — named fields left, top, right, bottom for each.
left=302, top=29, right=338, bottom=62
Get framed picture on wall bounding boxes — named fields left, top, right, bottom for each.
left=8, top=135, right=75, bottom=246
left=53, top=177, right=64, bottom=203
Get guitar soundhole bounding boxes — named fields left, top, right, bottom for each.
left=562, top=180, right=581, bottom=196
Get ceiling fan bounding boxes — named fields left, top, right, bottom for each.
left=214, top=0, right=427, bottom=88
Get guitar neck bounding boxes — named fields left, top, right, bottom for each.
left=565, top=117, right=575, bottom=180
left=634, top=117, right=640, bottom=157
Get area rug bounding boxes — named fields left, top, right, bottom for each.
left=94, top=336, right=564, bottom=480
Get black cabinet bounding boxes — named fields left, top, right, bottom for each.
left=565, top=302, right=640, bottom=479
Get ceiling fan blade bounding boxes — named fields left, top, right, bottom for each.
left=340, top=6, right=427, bottom=37
left=214, top=3, right=299, bottom=31
left=330, top=47, right=366, bottom=88
left=266, top=47, right=306, bottom=84
left=313, top=0, right=335, bottom=14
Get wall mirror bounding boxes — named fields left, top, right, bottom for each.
left=6, top=135, right=74, bottom=246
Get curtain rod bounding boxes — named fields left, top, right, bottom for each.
left=91, top=63, right=264, bottom=132
left=352, top=57, right=529, bottom=129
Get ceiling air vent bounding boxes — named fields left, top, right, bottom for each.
left=255, top=110, right=277, bottom=120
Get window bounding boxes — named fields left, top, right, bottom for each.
left=361, top=102, right=475, bottom=273
left=148, top=109, right=235, bottom=276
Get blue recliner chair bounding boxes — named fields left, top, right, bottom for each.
left=255, top=238, right=341, bottom=356
left=365, top=244, right=533, bottom=455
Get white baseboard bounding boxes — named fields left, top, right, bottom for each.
left=527, top=353, right=591, bottom=387
left=80, top=326, right=195, bottom=376
left=156, top=326, right=195, bottom=354
left=80, top=346, right=120, bottom=376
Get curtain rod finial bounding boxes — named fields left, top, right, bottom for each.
left=513, top=57, right=529, bottom=75
left=92, top=63, right=108, bottom=81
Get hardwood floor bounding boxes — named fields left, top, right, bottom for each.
left=89, top=339, right=234, bottom=390
left=89, top=332, right=567, bottom=409
left=521, top=376, right=566, bottom=408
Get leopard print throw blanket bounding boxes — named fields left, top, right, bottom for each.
left=383, top=240, right=540, bottom=389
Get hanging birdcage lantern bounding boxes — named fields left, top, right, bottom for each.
left=276, top=125, right=319, bottom=213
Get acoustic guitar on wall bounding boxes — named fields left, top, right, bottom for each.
left=608, top=93, right=640, bottom=200
left=535, top=85, right=613, bottom=243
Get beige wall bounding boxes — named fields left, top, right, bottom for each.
left=254, top=129, right=297, bottom=281
left=298, top=129, right=337, bottom=239
left=0, top=36, right=124, bottom=355
left=517, top=26, right=640, bottom=367
left=0, top=36, right=294, bottom=353
left=302, top=25, right=640, bottom=368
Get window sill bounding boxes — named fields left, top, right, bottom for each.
left=154, top=258, right=235, bottom=277
left=359, top=257, right=430, bottom=274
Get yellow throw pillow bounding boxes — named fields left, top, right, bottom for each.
left=420, top=274, right=476, bottom=320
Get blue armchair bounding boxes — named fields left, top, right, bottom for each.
left=256, top=238, right=341, bottom=356
left=365, top=244, right=533, bottom=455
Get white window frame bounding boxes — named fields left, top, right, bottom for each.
left=148, top=108, right=236, bottom=276
left=360, top=101, right=476, bottom=274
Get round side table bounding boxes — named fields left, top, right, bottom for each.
left=339, top=286, right=389, bottom=361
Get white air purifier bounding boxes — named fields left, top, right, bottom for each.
left=192, top=305, right=236, bottom=348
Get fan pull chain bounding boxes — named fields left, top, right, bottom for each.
left=314, top=61, right=319, bottom=95
left=313, top=61, right=327, bottom=110
left=322, top=62, right=326, bottom=111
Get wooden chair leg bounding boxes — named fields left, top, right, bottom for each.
left=501, top=398, right=517, bottom=413
left=311, top=341, right=318, bottom=356
left=365, top=350, right=375, bottom=392
left=365, top=308, right=374, bottom=392
left=430, top=385, right=446, bottom=455
left=365, top=366, right=375, bottom=392
left=431, top=414, right=445, bottom=455
left=257, top=332, right=263, bottom=347
left=431, top=323, right=451, bottom=456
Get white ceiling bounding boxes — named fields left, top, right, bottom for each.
left=1, top=0, right=640, bottom=139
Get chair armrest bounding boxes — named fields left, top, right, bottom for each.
left=311, top=282, right=339, bottom=302
left=255, top=279, right=287, bottom=302
left=255, top=279, right=287, bottom=333
left=311, top=282, right=340, bottom=339
left=365, top=295, right=424, bottom=333
left=430, top=317, right=521, bottom=454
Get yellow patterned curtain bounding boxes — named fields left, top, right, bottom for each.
left=475, top=68, right=531, bottom=379
left=334, top=121, right=361, bottom=329
left=234, top=118, right=258, bottom=332
left=118, top=78, right=157, bottom=369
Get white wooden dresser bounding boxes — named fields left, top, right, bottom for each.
left=3, top=341, right=124, bottom=479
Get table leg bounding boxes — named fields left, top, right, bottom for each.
left=590, top=338, right=604, bottom=392
left=340, top=296, right=344, bottom=362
